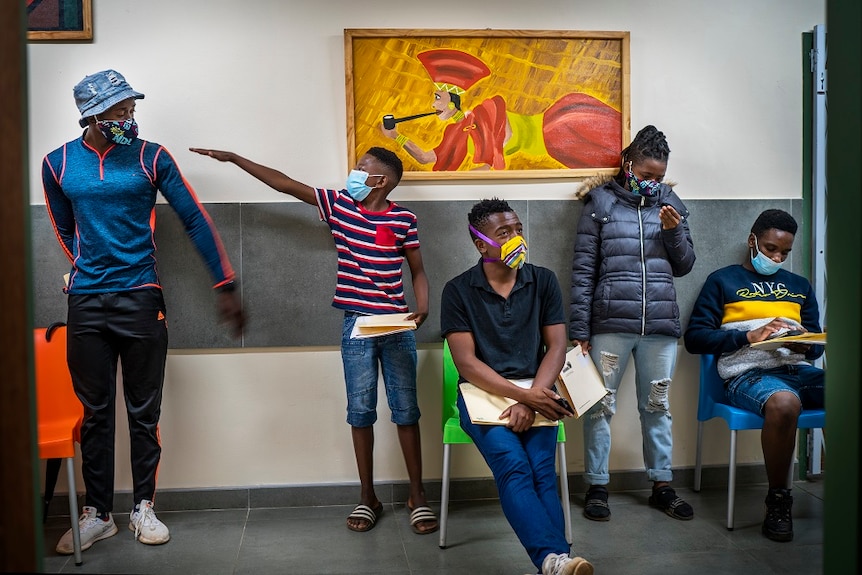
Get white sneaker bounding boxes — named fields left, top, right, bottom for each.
left=542, top=553, right=595, bottom=575
left=129, top=499, right=170, bottom=545
left=55, top=506, right=118, bottom=554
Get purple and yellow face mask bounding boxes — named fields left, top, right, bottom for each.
left=469, top=225, right=528, bottom=270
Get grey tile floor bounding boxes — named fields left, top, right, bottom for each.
left=41, top=480, right=823, bottom=575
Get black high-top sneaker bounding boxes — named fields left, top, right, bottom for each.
left=762, top=488, right=794, bottom=542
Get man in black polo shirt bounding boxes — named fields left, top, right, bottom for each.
left=440, top=198, right=593, bottom=575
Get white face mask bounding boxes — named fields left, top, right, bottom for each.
left=750, top=236, right=784, bottom=275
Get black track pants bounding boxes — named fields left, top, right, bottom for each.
left=66, top=289, right=168, bottom=514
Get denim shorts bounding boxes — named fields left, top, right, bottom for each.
left=725, top=364, right=825, bottom=415
left=340, top=312, right=420, bottom=427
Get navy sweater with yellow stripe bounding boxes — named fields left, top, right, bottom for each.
left=684, top=264, right=823, bottom=380
left=42, top=135, right=235, bottom=294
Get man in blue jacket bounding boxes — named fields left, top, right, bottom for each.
left=42, top=69, right=244, bottom=555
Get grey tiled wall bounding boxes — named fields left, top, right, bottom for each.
left=30, top=198, right=804, bottom=349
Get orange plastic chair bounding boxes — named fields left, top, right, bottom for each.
left=34, top=323, right=84, bottom=565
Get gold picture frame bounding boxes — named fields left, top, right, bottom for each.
left=27, top=0, right=93, bottom=41
left=345, top=29, right=630, bottom=181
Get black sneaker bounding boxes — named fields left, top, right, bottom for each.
left=648, top=485, right=694, bottom=520
left=583, top=485, right=610, bottom=521
left=762, top=488, right=794, bottom=542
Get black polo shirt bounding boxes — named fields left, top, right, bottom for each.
left=440, top=261, right=565, bottom=380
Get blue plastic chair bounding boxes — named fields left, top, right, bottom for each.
left=438, top=340, right=572, bottom=548
left=693, top=354, right=826, bottom=530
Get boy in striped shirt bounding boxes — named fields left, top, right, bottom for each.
left=190, top=146, right=437, bottom=535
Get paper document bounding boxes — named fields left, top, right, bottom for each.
left=556, top=345, right=608, bottom=418
left=458, top=382, right=559, bottom=427
left=349, top=313, right=417, bottom=339
left=750, top=331, right=826, bottom=350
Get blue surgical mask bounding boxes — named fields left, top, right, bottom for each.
left=95, top=118, right=138, bottom=145
left=750, top=236, right=784, bottom=275
left=345, top=169, right=382, bottom=201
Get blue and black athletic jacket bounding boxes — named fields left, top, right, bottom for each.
left=42, top=134, right=235, bottom=294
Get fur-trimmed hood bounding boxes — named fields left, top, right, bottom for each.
left=574, top=174, right=678, bottom=200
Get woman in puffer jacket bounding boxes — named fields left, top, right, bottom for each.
left=569, top=125, right=696, bottom=523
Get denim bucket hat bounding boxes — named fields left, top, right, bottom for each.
left=74, top=69, right=145, bottom=127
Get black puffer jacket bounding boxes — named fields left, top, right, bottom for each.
left=568, top=175, right=695, bottom=340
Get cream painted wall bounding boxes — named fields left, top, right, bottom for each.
left=28, top=0, right=824, bottom=204
left=29, top=0, right=824, bottom=493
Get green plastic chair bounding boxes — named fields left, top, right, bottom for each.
left=438, top=339, right=573, bottom=548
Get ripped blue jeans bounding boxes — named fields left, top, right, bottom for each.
left=582, top=333, right=678, bottom=485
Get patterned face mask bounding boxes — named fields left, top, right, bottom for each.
left=469, top=225, right=528, bottom=270
left=626, top=169, right=661, bottom=197
left=95, top=118, right=138, bottom=145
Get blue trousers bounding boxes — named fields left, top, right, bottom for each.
left=457, top=393, right=569, bottom=570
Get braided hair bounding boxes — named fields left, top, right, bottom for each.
left=616, top=125, right=670, bottom=183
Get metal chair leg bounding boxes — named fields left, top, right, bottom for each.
left=439, top=444, right=451, bottom=548
left=727, top=430, right=738, bottom=530
left=66, top=457, right=83, bottom=566
left=694, top=421, right=704, bottom=491
left=558, top=441, right=572, bottom=545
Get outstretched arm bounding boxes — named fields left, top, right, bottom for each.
left=190, top=148, right=317, bottom=205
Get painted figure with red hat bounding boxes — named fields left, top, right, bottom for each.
left=381, top=48, right=622, bottom=171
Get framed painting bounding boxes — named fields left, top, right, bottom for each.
left=27, top=0, right=93, bottom=41
left=344, top=29, right=630, bottom=181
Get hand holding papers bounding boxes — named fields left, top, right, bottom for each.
left=750, top=330, right=827, bottom=351
left=557, top=345, right=608, bottom=418
left=458, top=382, right=561, bottom=427
left=349, top=313, right=417, bottom=339
left=458, top=345, right=608, bottom=426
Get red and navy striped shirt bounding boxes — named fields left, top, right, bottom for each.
left=315, top=188, right=420, bottom=314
